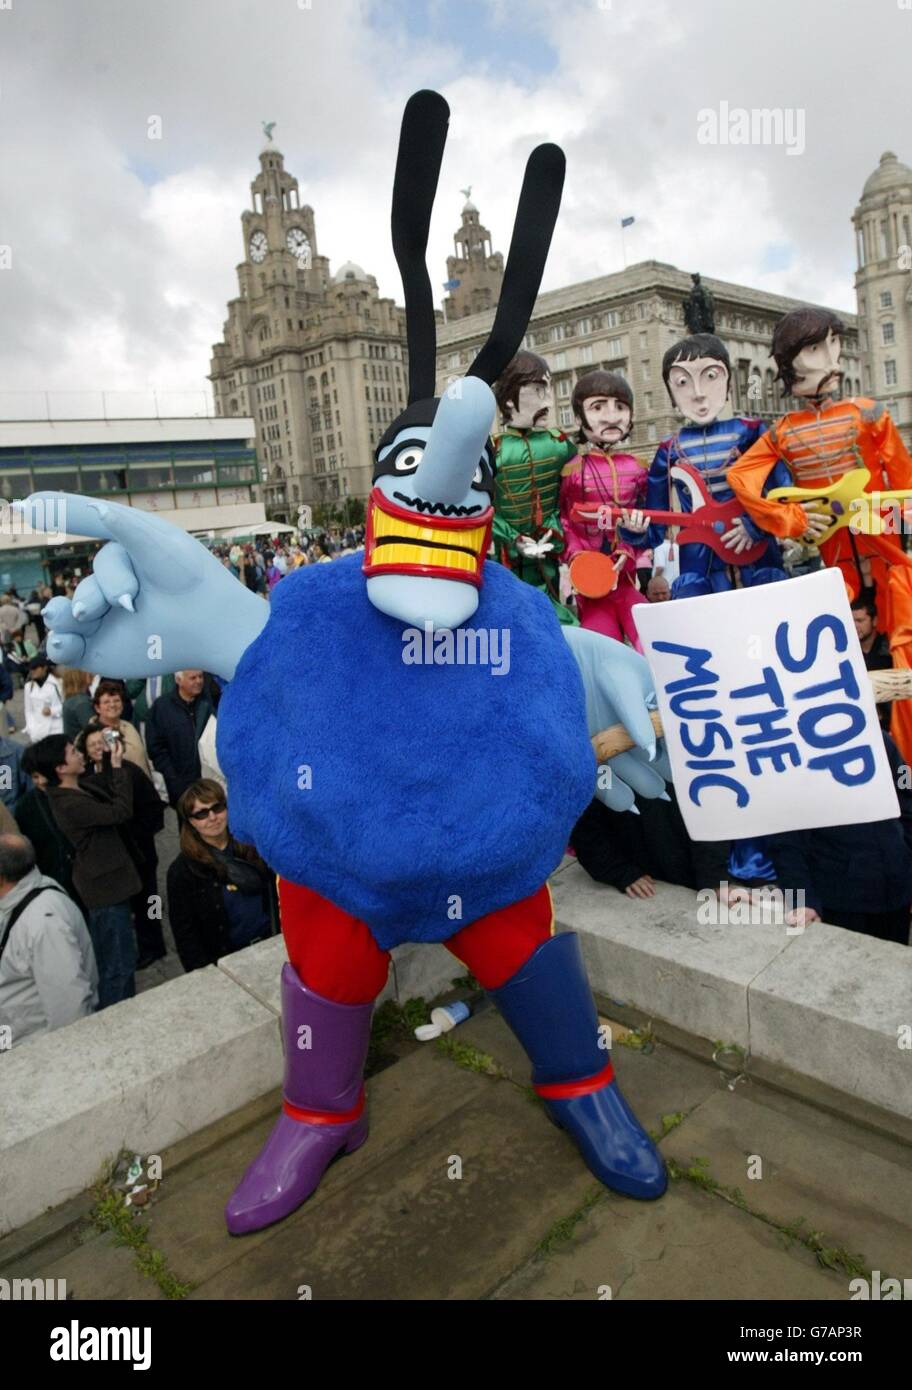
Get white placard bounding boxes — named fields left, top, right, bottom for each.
left=634, top=568, right=899, bottom=840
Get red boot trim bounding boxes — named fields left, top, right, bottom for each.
left=282, top=1088, right=365, bottom=1125
left=534, top=1060, right=615, bottom=1100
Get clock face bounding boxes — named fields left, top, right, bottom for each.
left=249, top=230, right=268, bottom=264
left=286, top=227, right=311, bottom=267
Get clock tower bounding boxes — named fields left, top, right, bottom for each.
left=210, top=128, right=408, bottom=523
left=239, top=134, right=329, bottom=297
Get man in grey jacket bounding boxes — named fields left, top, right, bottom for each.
left=0, top=834, right=97, bottom=1047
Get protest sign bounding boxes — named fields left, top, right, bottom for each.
left=633, top=568, right=900, bottom=840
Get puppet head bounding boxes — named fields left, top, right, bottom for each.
left=364, top=91, right=565, bottom=629
left=772, top=308, right=845, bottom=401
left=571, top=370, right=633, bottom=448
left=662, top=333, right=731, bottom=424
left=494, top=352, right=553, bottom=430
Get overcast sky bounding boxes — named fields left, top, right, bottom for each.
left=0, top=0, right=906, bottom=411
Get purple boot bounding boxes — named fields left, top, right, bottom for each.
left=225, top=963, right=374, bottom=1235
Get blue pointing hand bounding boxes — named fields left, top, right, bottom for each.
left=563, top=625, right=672, bottom=812
left=14, top=493, right=268, bottom=680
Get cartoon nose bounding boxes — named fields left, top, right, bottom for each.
left=412, top=376, right=496, bottom=505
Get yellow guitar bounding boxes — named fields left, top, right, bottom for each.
left=768, top=467, right=912, bottom=544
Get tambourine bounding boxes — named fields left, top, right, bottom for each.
left=569, top=551, right=619, bottom=599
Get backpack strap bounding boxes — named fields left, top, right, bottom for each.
left=0, top=885, right=68, bottom=964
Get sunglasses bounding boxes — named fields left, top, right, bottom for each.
left=188, top=801, right=227, bottom=822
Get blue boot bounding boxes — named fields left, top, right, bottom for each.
left=490, top=932, right=667, bottom=1199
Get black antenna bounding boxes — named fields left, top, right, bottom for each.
left=467, top=144, right=565, bottom=386
left=391, top=90, right=450, bottom=404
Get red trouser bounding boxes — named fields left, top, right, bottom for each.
left=277, top=879, right=554, bottom=1004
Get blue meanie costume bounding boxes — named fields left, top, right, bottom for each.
left=219, top=553, right=595, bottom=949
left=25, top=91, right=671, bottom=1237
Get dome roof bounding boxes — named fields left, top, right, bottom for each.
left=861, top=151, right=912, bottom=199
left=463, top=196, right=477, bottom=213
left=333, top=260, right=368, bottom=282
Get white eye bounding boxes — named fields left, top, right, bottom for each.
left=473, top=463, right=484, bottom=485
left=394, top=446, right=424, bottom=472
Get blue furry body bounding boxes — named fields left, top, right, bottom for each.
left=217, top=556, right=595, bottom=950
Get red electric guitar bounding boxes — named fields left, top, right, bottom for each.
left=569, top=460, right=768, bottom=567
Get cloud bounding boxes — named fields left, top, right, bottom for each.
left=0, top=0, right=901, bottom=402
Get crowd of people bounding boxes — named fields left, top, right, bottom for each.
left=0, top=584, right=282, bottom=1046
left=206, top=524, right=366, bottom=598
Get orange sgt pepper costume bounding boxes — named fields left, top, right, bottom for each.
left=727, top=307, right=912, bottom=762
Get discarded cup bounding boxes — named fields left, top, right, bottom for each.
left=414, top=1000, right=471, bottom=1041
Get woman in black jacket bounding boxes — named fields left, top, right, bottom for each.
left=77, top=722, right=167, bottom=968
left=168, top=778, right=278, bottom=972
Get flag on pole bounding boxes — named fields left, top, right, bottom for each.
left=620, top=216, right=635, bottom=228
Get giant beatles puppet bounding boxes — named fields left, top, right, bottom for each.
left=622, top=333, right=790, bottom=598
left=559, top=371, right=648, bottom=649
left=727, top=307, right=912, bottom=762
left=25, top=92, right=671, bottom=1233
left=491, top=351, right=578, bottom=624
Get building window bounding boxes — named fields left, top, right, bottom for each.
left=552, top=351, right=567, bottom=370
left=883, top=322, right=895, bottom=345
left=880, top=291, right=893, bottom=309
left=549, top=324, right=565, bottom=343
left=606, top=338, right=622, bottom=357
left=643, top=392, right=653, bottom=411
left=578, top=345, right=593, bottom=365
left=577, top=318, right=591, bottom=336
left=647, top=423, right=657, bottom=442
left=639, top=331, right=648, bottom=349
left=605, top=310, right=619, bottom=328
left=641, top=360, right=651, bottom=380
left=556, top=376, right=571, bottom=398
left=885, top=359, right=898, bottom=386
left=558, top=406, right=573, bottom=428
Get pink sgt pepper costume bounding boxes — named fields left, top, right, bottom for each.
left=560, top=371, right=647, bottom=650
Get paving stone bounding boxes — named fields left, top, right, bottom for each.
left=12, top=1231, right=168, bottom=1302
left=492, top=1181, right=849, bottom=1301
left=452, top=1004, right=725, bottom=1133
left=140, top=1042, right=495, bottom=1289
left=661, top=1088, right=912, bottom=1277
left=188, top=1069, right=596, bottom=1301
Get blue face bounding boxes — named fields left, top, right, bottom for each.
left=364, top=377, right=497, bottom=629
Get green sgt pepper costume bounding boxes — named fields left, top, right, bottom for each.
left=491, top=352, right=578, bottom=624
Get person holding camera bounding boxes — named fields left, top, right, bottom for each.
left=90, top=679, right=152, bottom=778
left=78, top=722, right=166, bottom=970
left=33, top=732, right=139, bottom=1008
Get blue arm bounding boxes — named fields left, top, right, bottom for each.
left=13, top=493, right=269, bottom=681
left=562, top=624, right=672, bottom=813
